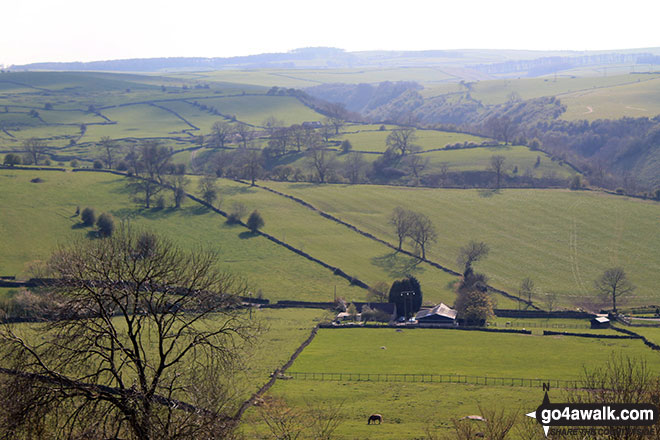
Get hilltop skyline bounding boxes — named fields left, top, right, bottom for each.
left=3, top=0, right=659, bottom=66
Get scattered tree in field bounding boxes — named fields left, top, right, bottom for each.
left=124, top=141, right=172, bottom=208
left=366, top=281, right=390, bottom=303
left=23, top=137, right=47, bottom=165
left=198, top=174, right=219, bottom=206
left=489, top=155, right=506, bottom=189
left=0, top=228, right=254, bottom=439
left=457, top=241, right=490, bottom=277
left=239, top=149, right=263, bottom=186
left=96, top=212, right=114, bottom=237
left=519, top=277, right=535, bottom=308
left=454, top=288, right=494, bottom=326
left=595, top=267, right=635, bottom=314
left=226, top=202, right=247, bottom=224
left=544, top=292, right=558, bottom=312
left=404, top=153, right=428, bottom=183
left=343, top=152, right=366, bottom=184
left=388, top=276, right=422, bottom=319
left=409, top=212, right=437, bottom=260
left=454, top=241, right=492, bottom=325
left=319, top=123, right=334, bottom=143
left=306, top=147, right=336, bottom=183
left=99, top=136, right=116, bottom=169
left=569, top=174, right=582, bottom=190
left=235, top=123, right=254, bottom=148
left=211, top=121, right=234, bottom=148
left=340, top=139, right=352, bottom=154
left=390, top=207, right=415, bottom=251
left=166, top=174, right=190, bottom=209
left=80, top=207, right=96, bottom=227
left=2, top=153, right=21, bottom=166
left=386, top=127, right=417, bottom=156
left=246, top=210, right=264, bottom=232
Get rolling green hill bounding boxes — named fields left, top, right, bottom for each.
left=263, top=182, right=660, bottom=309
left=0, top=169, right=364, bottom=302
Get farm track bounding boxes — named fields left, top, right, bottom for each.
left=242, top=180, right=535, bottom=309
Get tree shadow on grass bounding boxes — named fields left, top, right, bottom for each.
left=238, top=231, right=258, bottom=239
left=222, top=185, right=258, bottom=196
left=371, top=251, right=424, bottom=278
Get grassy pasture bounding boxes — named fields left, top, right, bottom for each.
left=197, top=95, right=323, bottom=126
left=560, top=76, right=660, bottom=120
left=0, top=170, right=365, bottom=302
left=241, top=326, right=659, bottom=438
left=290, top=328, right=659, bottom=379
left=632, top=326, right=660, bottom=346
left=244, top=380, right=540, bottom=439
left=423, top=144, right=575, bottom=177
left=82, top=104, right=192, bottom=141
left=263, top=183, right=660, bottom=308
left=337, top=128, right=489, bottom=153
left=441, top=74, right=660, bottom=105
left=192, top=178, right=463, bottom=306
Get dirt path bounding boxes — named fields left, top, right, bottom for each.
left=583, top=106, right=593, bottom=114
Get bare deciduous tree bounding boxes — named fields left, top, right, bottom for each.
left=100, top=136, right=117, bottom=169
left=211, top=121, right=235, bottom=148
left=386, top=127, right=417, bottom=157
left=235, top=123, right=254, bottom=149
left=0, top=228, right=256, bottom=439
left=366, top=281, right=390, bottom=303
left=390, top=207, right=415, bottom=251
left=165, top=174, right=190, bottom=209
left=343, top=152, right=366, bottom=184
left=404, top=151, right=428, bottom=183
left=595, top=267, right=635, bottom=314
left=519, top=277, right=535, bottom=309
left=306, top=147, right=336, bottom=183
left=489, top=155, right=506, bottom=189
left=23, top=137, right=47, bottom=165
left=198, top=174, right=219, bottom=206
left=409, top=212, right=437, bottom=260
left=457, top=241, right=490, bottom=276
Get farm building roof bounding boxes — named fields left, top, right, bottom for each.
left=593, top=316, right=610, bottom=323
left=415, top=303, right=457, bottom=321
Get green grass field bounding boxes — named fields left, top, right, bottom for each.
left=337, top=128, right=489, bottom=153
left=196, top=95, right=324, bottom=126
left=0, top=170, right=366, bottom=302
left=241, top=325, right=659, bottom=439
left=289, top=328, right=659, bottom=379
left=243, top=380, right=540, bottom=439
left=196, top=178, right=465, bottom=306
left=263, top=183, right=660, bottom=308
left=560, top=76, right=660, bottom=120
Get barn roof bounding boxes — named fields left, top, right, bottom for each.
left=415, top=303, right=457, bottom=320
left=593, top=316, right=610, bottom=323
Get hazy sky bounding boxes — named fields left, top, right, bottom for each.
left=3, top=0, right=659, bottom=66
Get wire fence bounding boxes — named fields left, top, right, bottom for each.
left=286, top=372, right=580, bottom=389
